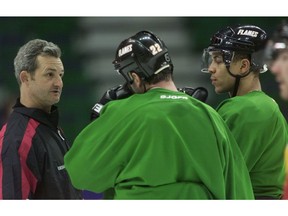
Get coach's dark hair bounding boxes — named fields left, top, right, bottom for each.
left=14, top=39, right=62, bottom=85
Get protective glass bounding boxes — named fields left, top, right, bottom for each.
left=201, top=48, right=233, bottom=73
left=201, top=48, right=212, bottom=73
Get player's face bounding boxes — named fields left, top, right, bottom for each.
left=208, top=52, right=235, bottom=94
left=270, top=50, right=288, bottom=100
left=25, top=55, right=64, bottom=112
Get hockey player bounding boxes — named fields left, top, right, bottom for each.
left=202, top=24, right=288, bottom=199
left=65, top=30, right=254, bottom=199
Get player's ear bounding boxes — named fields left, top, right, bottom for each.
left=130, top=72, right=141, bottom=87
left=239, top=59, right=250, bottom=75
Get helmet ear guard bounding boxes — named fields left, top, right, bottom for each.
left=250, top=49, right=268, bottom=73
left=113, top=30, right=173, bottom=83
left=113, top=55, right=138, bottom=84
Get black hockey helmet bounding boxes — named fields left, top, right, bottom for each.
left=201, top=24, right=268, bottom=73
left=265, top=20, right=288, bottom=62
left=112, top=30, right=173, bottom=83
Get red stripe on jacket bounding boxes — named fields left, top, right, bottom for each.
left=0, top=124, right=7, bottom=199
left=18, top=119, right=39, bottom=199
left=283, top=176, right=288, bottom=200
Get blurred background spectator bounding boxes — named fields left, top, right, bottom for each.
left=0, top=84, right=15, bottom=128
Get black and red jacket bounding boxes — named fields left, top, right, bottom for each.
left=0, top=99, right=82, bottom=199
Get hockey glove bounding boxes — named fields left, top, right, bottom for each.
left=90, top=83, right=133, bottom=121
left=178, top=86, right=208, bottom=103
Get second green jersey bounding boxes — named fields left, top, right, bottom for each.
left=217, top=91, right=287, bottom=199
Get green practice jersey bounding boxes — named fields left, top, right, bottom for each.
left=65, top=88, right=254, bottom=199
left=217, top=91, right=287, bottom=199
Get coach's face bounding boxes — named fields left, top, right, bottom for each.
left=20, top=55, right=64, bottom=113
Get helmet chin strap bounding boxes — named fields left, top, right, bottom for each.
left=226, top=66, right=251, bottom=97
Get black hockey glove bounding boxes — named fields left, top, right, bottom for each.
left=90, top=83, right=133, bottom=121
left=178, top=86, right=208, bottom=103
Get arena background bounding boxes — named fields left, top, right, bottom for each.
left=0, top=17, right=287, bottom=143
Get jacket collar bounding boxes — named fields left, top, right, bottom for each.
left=13, top=97, right=59, bottom=129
